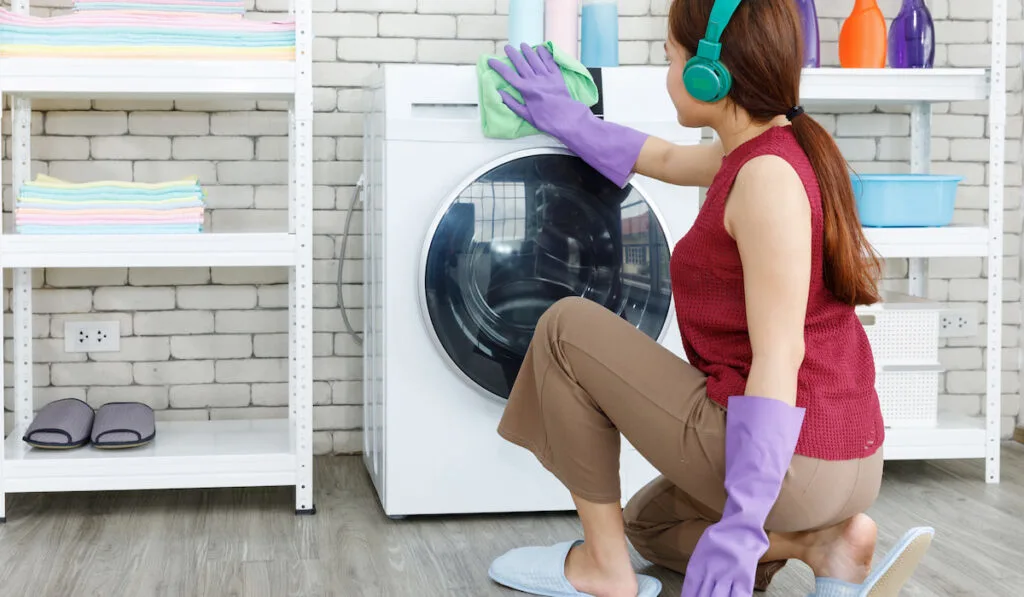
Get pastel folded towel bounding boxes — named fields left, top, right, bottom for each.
left=0, top=9, right=294, bottom=31
left=14, top=173, right=207, bottom=234
left=16, top=224, right=203, bottom=234
left=73, top=0, right=245, bottom=14
left=0, top=7, right=295, bottom=58
left=73, top=4, right=245, bottom=15
left=0, top=47, right=295, bottom=59
left=477, top=41, right=599, bottom=140
left=31, top=173, right=200, bottom=186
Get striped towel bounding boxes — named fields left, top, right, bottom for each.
left=15, top=174, right=206, bottom=234
left=0, top=8, right=295, bottom=59
left=74, top=0, right=246, bottom=17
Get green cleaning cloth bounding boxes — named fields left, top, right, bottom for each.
left=477, top=41, right=600, bottom=140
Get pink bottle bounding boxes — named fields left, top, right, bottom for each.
left=545, top=0, right=579, bottom=59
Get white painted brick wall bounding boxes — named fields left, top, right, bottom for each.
left=3, top=0, right=1023, bottom=451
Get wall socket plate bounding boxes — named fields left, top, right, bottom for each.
left=939, top=308, right=979, bottom=338
left=65, top=320, right=121, bottom=353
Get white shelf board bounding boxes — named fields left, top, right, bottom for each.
left=3, top=418, right=297, bottom=493
left=882, top=413, right=987, bottom=461
left=0, top=58, right=295, bottom=99
left=800, top=67, right=988, bottom=103
left=0, top=231, right=296, bottom=268
left=864, top=226, right=989, bottom=258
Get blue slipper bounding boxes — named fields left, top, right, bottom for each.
left=808, top=527, right=935, bottom=597
left=488, top=540, right=663, bottom=597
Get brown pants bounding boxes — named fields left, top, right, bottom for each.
left=498, top=297, right=883, bottom=588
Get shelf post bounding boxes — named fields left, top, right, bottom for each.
left=907, top=103, right=931, bottom=298
left=984, top=0, right=1008, bottom=484
left=12, top=97, right=34, bottom=433
left=291, top=0, right=315, bottom=513
left=287, top=0, right=300, bottom=433
left=288, top=108, right=298, bottom=432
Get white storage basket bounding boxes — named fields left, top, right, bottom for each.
left=856, top=292, right=943, bottom=427
left=875, top=364, right=941, bottom=427
left=855, top=292, right=941, bottom=365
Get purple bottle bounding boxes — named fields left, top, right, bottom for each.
left=888, top=0, right=935, bottom=68
left=794, top=0, right=820, bottom=68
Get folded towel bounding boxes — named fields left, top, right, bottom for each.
left=14, top=174, right=207, bottom=235
left=16, top=224, right=203, bottom=234
left=31, top=173, right=200, bottom=186
left=18, top=175, right=206, bottom=202
left=73, top=3, right=245, bottom=14
left=0, top=29, right=295, bottom=43
left=17, top=207, right=204, bottom=216
left=0, top=45, right=295, bottom=59
left=17, top=219, right=205, bottom=226
left=71, top=0, right=245, bottom=19
left=0, top=10, right=293, bottom=31
left=0, top=8, right=295, bottom=59
left=477, top=41, right=599, bottom=140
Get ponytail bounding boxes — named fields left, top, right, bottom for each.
left=789, top=113, right=882, bottom=306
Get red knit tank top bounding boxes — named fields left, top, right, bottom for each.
left=670, top=125, right=884, bottom=461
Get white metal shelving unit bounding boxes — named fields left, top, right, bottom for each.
left=797, top=16, right=1007, bottom=482
left=0, top=0, right=316, bottom=518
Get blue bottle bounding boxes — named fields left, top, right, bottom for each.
left=581, top=0, right=619, bottom=67
left=508, top=0, right=544, bottom=47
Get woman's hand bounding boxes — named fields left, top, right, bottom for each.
left=487, top=43, right=650, bottom=188
left=489, top=44, right=722, bottom=189
left=487, top=43, right=585, bottom=139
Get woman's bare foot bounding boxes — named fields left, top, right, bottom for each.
left=564, top=542, right=639, bottom=597
left=801, top=513, right=878, bottom=583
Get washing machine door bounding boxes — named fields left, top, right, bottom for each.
left=422, top=149, right=673, bottom=401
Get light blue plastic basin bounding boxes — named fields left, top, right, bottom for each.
left=850, top=173, right=963, bottom=228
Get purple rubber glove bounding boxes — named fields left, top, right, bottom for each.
left=487, top=43, right=648, bottom=188
left=681, top=395, right=806, bottom=597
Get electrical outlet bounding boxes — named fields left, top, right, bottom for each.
left=939, top=308, right=978, bottom=338
left=64, top=320, right=121, bottom=353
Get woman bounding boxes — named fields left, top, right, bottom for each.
left=483, top=1, right=934, bottom=596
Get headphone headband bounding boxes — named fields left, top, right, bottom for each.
left=703, top=0, right=743, bottom=46
left=684, top=0, right=743, bottom=103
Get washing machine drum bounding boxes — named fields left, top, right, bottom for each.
left=423, top=152, right=673, bottom=401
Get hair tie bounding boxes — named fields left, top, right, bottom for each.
left=786, top=106, right=805, bottom=121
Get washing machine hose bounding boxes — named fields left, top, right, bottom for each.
left=337, top=176, right=365, bottom=346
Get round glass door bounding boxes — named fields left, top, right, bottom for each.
left=423, top=151, right=672, bottom=401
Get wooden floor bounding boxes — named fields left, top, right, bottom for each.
left=1, top=445, right=1023, bottom=596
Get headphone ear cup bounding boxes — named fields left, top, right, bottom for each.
left=682, top=57, right=732, bottom=103
left=710, top=61, right=732, bottom=101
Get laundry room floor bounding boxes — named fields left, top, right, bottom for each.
left=1, top=446, right=1022, bottom=596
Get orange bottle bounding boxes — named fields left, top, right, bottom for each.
left=839, top=0, right=887, bottom=68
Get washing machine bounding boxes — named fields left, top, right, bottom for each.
left=358, top=64, right=702, bottom=517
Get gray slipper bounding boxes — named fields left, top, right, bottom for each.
left=22, top=397, right=95, bottom=449
left=91, top=402, right=156, bottom=449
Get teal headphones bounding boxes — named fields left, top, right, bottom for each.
left=682, top=0, right=743, bottom=103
